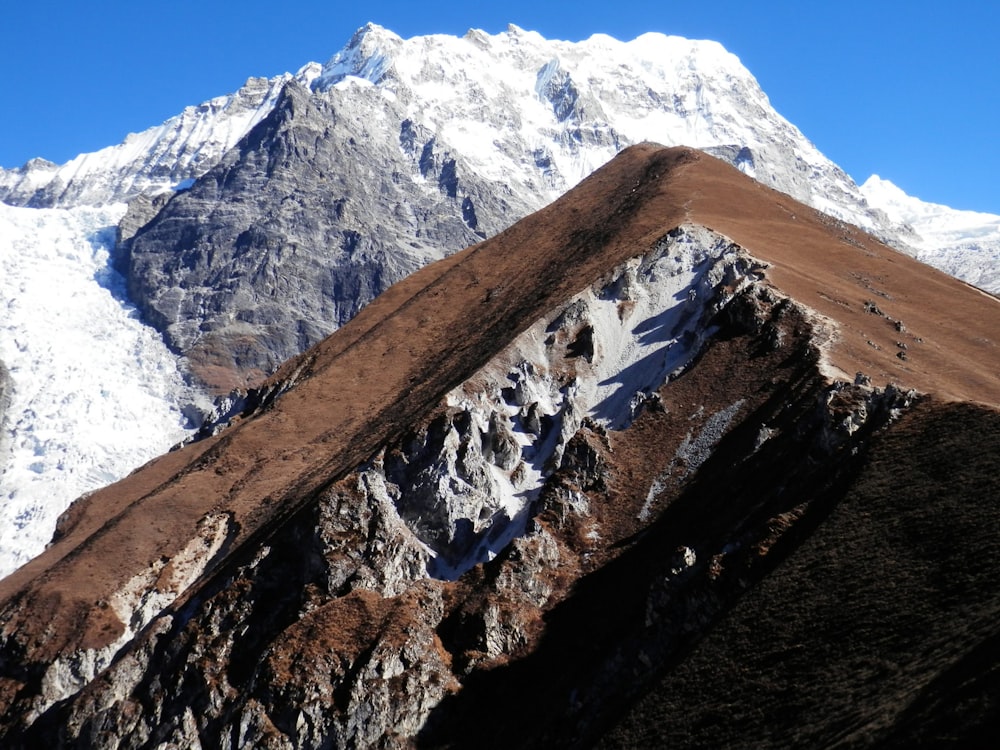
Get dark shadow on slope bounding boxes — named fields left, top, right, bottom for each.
left=599, top=400, right=1000, bottom=750
left=418, top=356, right=880, bottom=748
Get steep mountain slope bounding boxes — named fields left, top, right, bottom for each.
left=0, top=146, right=997, bottom=747
left=118, top=78, right=535, bottom=389
left=601, top=398, right=1000, bottom=748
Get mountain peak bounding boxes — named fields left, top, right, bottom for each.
left=314, top=23, right=403, bottom=89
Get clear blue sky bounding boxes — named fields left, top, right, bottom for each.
left=1, top=0, right=997, bottom=212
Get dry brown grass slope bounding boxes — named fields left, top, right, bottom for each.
left=0, top=145, right=997, bottom=739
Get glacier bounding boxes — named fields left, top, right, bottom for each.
left=0, top=203, right=208, bottom=576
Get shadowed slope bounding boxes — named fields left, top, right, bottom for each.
left=600, top=399, right=1000, bottom=748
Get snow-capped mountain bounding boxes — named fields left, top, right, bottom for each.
left=862, top=175, right=1000, bottom=294
left=313, top=24, right=889, bottom=232
left=0, top=23, right=996, bottom=581
left=0, top=75, right=295, bottom=208
left=114, top=22, right=916, bottom=390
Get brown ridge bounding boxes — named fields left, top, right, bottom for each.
left=1, top=144, right=997, bottom=663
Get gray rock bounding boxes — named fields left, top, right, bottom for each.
left=0, top=360, right=10, bottom=477
left=119, top=80, right=534, bottom=385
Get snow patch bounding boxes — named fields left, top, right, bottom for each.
left=384, top=226, right=763, bottom=578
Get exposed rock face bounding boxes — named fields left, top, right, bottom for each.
left=0, top=146, right=998, bottom=748
left=119, top=80, right=534, bottom=389
left=372, top=225, right=764, bottom=578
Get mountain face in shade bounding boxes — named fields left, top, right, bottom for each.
left=0, top=146, right=997, bottom=748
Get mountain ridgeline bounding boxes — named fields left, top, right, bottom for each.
left=0, top=146, right=998, bottom=747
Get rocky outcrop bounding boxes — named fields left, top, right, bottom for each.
left=118, top=79, right=536, bottom=389
left=367, top=225, right=764, bottom=578
left=1, top=145, right=998, bottom=748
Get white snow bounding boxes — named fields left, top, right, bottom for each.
left=862, top=175, right=1000, bottom=293
left=428, top=226, right=758, bottom=577
left=308, top=23, right=882, bottom=227
left=0, top=203, right=205, bottom=577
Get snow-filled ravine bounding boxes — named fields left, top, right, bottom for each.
left=0, top=203, right=207, bottom=578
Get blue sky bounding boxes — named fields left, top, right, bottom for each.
left=1, top=1, right=997, bottom=212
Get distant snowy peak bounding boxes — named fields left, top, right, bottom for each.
left=861, top=175, right=1000, bottom=294
left=0, top=75, right=296, bottom=208
left=313, top=22, right=402, bottom=87
left=862, top=175, right=1000, bottom=250
left=310, top=23, right=883, bottom=235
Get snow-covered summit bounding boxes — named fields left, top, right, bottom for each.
left=862, top=175, right=1000, bottom=293
left=309, top=23, right=881, bottom=233
left=0, top=75, right=296, bottom=208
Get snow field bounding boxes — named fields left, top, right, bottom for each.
left=0, top=203, right=206, bottom=577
